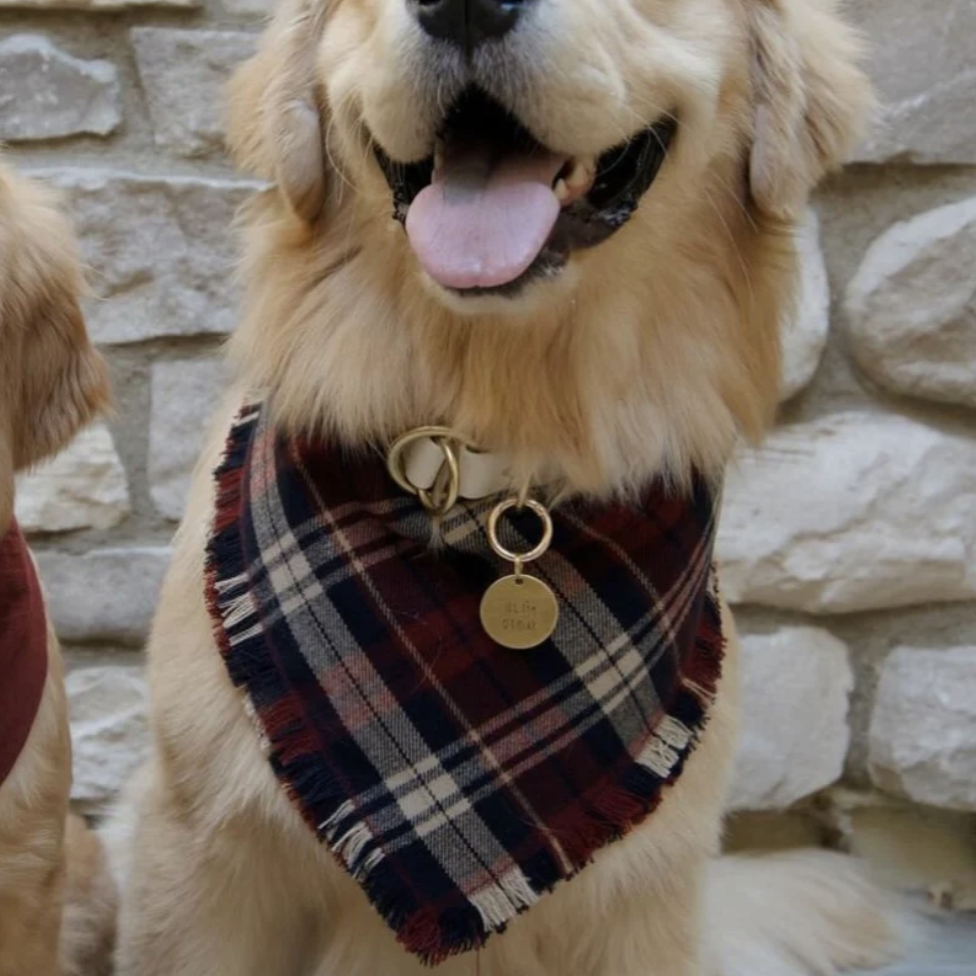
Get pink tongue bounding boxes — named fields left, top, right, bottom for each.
left=406, top=144, right=566, bottom=290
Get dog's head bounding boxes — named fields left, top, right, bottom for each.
left=0, top=165, right=110, bottom=532
left=225, top=0, right=869, bottom=490
left=229, top=0, right=867, bottom=301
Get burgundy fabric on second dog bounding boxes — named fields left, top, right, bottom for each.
left=0, top=519, right=48, bottom=786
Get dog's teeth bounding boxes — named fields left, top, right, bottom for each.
left=566, top=158, right=596, bottom=190
left=554, top=179, right=570, bottom=203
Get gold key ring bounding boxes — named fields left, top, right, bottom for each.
left=487, top=498, right=554, bottom=565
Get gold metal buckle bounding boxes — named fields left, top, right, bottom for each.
left=387, top=426, right=474, bottom=517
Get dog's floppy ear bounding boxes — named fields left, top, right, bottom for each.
left=0, top=165, right=110, bottom=526
left=225, top=0, right=330, bottom=224
left=749, top=0, right=872, bottom=219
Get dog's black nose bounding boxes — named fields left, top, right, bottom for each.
left=414, top=0, right=530, bottom=51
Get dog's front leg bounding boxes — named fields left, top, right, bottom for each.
left=115, top=765, right=318, bottom=976
left=591, top=869, right=708, bottom=976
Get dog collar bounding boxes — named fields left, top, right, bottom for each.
left=389, top=427, right=561, bottom=649
left=388, top=427, right=512, bottom=510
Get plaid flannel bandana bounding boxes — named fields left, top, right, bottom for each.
left=205, top=403, right=725, bottom=964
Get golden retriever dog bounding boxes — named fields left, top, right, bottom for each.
left=0, top=160, right=115, bottom=976
left=112, top=0, right=904, bottom=973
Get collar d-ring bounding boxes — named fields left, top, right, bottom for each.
left=387, top=427, right=467, bottom=517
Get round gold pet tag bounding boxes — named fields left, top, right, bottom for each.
left=481, top=496, right=559, bottom=650
left=480, top=574, right=559, bottom=650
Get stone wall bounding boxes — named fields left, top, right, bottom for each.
left=5, top=0, right=976, bottom=888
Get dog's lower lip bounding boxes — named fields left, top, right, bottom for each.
left=446, top=248, right=569, bottom=299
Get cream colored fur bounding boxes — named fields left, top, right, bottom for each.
left=0, top=159, right=115, bottom=976
left=112, top=0, right=901, bottom=973
left=0, top=624, right=71, bottom=976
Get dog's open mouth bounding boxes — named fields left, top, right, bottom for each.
left=374, top=88, right=677, bottom=296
